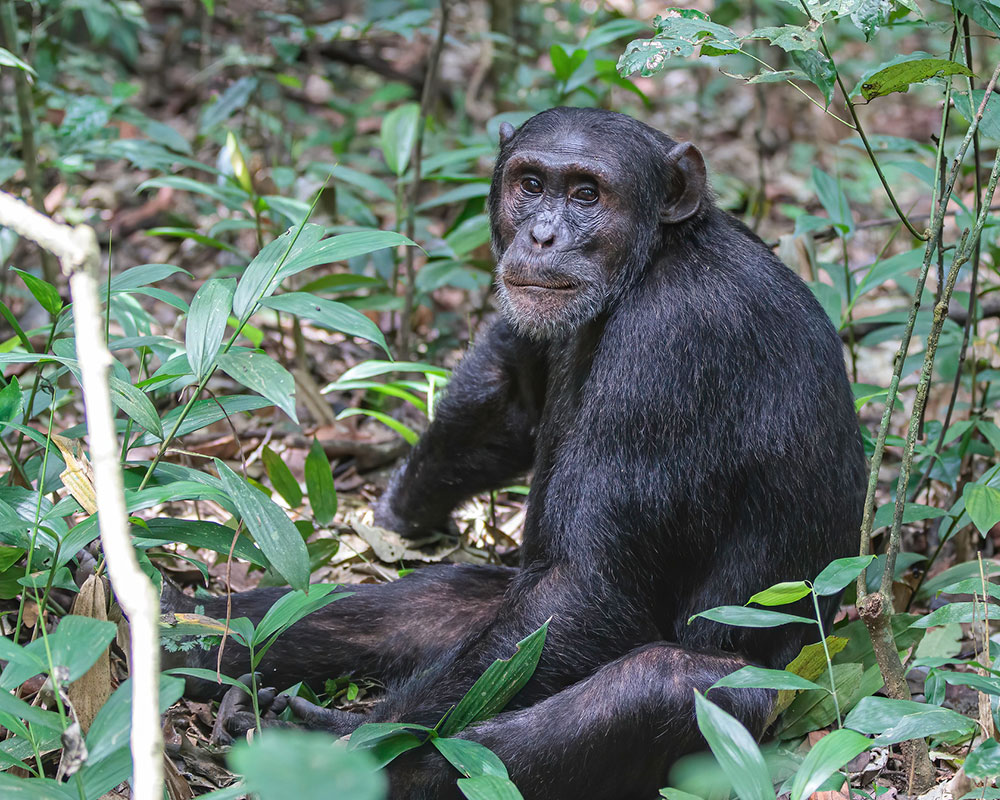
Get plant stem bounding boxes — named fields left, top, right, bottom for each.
left=0, top=0, right=59, bottom=285
left=819, top=37, right=926, bottom=240
left=856, top=61, right=1000, bottom=599
left=398, top=0, right=451, bottom=359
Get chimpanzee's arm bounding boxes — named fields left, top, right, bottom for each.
left=373, top=318, right=546, bottom=536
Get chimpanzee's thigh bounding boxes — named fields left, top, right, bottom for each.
left=163, top=564, right=515, bottom=697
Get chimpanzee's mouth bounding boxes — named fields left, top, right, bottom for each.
left=503, top=276, right=577, bottom=291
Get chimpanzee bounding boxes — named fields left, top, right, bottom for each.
left=170, top=108, right=865, bottom=799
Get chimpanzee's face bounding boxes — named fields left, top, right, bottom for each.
left=490, top=133, right=638, bottom=340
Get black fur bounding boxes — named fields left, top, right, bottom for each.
left=169, top=108, right=865, bottom=799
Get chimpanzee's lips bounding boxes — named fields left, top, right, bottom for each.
left=503, top=276, right=577, bottom=291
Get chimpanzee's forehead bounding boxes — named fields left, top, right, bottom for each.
left=503, top=147, right=617, bottom=183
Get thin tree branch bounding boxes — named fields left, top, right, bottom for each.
left=0, top=190, right=164, bottom=800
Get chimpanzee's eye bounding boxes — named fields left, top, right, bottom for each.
left=521, top=177, right=543, bottom=195
left=573, top=186, right=599, bottom=204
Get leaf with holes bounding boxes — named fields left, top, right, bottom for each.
left=749, top=25, right=820, bottom=53
left=617, top=10, right=739, bottom=77
left=860, top=58, right=974, bottom=101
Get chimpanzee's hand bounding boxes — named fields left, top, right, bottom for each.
left=372, top=469, right=459, bottom=541
left=211, top=674, right=292, bottom=745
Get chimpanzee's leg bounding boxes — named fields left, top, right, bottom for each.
left=390, top=643, right=774, bottom=800
left=162, top=564, right=515, bottom=698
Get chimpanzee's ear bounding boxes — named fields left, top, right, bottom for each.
left=661, top=142, right=707, bottom=224
left=499, top=122, right=515, bottom=147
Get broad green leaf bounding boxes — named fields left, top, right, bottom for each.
left=326, top=164, right=395, bottom=201
left=965, top=738, right=1000, bottom=780
left=200, top=76, right=258, bottom=133
left=694, top=692, right=776, bottom=800
left=439, top=621, right=549, bottom=737
left=0, top=683, right=63, bottom=730
left=109, top=263, right=191, bottom=292
left=108, top=376, right=163, bottom=440
left=85, top=676, right=184, bottom=766
left=137, top=175, right=245, bottom=210
left=380, top=103, right=420, bottom=176
left=338, top=360, right=449, bottom=381
left=813, top=555, right=876, bottom=596
left=918, top=559, right=1000, bottom=599
left=848, top=0, right=894, bottom=40
left=844, top=696, right=976, bottom=744
left=433, top=737, right=509, bottom=778
left=262, top=445, right=303, bottom=507
left=229, top=730, right=386, bottom=800
left=186, top=278, right=236, bottom=380
left=550, top=45, right=587, bottom=81
left=809, top=281, right=842, bottom=327
left=777, top=663, right=870, bottom=740
left=854, top=248, right=923, bottom=298
left=749, top=25, right=819, bottom=52
left=417, top=182, right=490, bottom=212
left=789, top=729, right=871, bottom=800
left=0, top=298, right=32, bottom=350
left=216, top=351, right=297, bottom=422
left=0, top=615, right=116, bottom=690
left=0, top=376, right=23, bottom=424
left=348, top=722, right=430, bottom=768
left=445, top=214, right=491, bottom=258
left=337, top=408, right=419, bottom=445
left=617, top=10, right=740, bottom=77
left=859, top=58, right=974, bottom=101
left=348, top=722, right=433, bottom=751
left=690, top=606, right=815, bottom=628
left=580, top=18, right=649, bottom=49
left=0, top=47, right=36, bottom=75
left=871, top=502, right=947, bottom=531
left=261, top=293, right=389, bottom=356
left=812, top=167, right=853, bottom=232
left=146, top=227, right=244, bottom=256
left=962, top=483, right=1000, bottom=535
left=748, top=581, right=811, bottom=606
left=930, top=670, right=1000, bottom=695
left=910, top=601, right=999, bottom=628
left=136, top=518, right=267, bottom=565
left=791, top=49, right=836, bottom=106
left=254, top=585, right=351, bottom=646
left=279, top=231, right=416, bottom=279
left=233, top=224, right=325, bottom=318
left=216, top=460, right=310, bottom=590
left=0, top=773, right=72, bottom=799
left=132, top=395, right=271, bottom=447
left=659, top=790, right=705, bottom=800
left=954, top=89, right=1000, bottom=141
left=710, top=665, right=822, bottom=692
left=13, top=268, right=62, bottom=315
left=457, top=774, right=525, bottom=800
left=305, top=438, right=337, bottom=526
left=933, top=577, right=1000, bottom=600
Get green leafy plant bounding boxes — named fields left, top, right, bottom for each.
left=347, top=620, right=548, bottom=800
